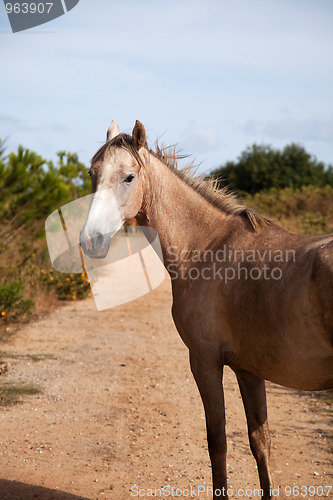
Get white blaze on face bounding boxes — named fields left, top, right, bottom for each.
left=82, top=150, right=129, bottom=243
left=84, top=186, right=122, bottom=241
left=80, top=148, right=139, bottom=256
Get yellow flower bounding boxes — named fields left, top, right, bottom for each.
left=1, top=311, right=6, bottom=317
left=72, top=258, right=76, bottom=263
left=50, top=277, right=54, bottom=281
left=66, top=278, right=70, bottom=281
left=40, top=269, right=45, bottom=273
left=32, top=253, right=36, bottom=257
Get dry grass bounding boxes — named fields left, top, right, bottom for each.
left=31, top=284, right=60, bottom=317
left=0, top=352, right=57, bottom=362
left=0, top=381, right=42, bottom=407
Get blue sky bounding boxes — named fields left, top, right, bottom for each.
left=1, top=0, right=333, bottom=173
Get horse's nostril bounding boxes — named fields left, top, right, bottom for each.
left=87, top=230, right=104, bottom=248
left=96, top=233, right=104, bottom=247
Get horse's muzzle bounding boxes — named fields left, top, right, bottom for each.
left=79, top=227, right=111, bottom=259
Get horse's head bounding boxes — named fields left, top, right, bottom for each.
left=80, top=120, right=147, bottom=259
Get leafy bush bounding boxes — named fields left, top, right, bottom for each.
left=0, top=141, right=92, bottom=329
left=300, top=214, right=332, bottom=236
left=244, top=185, right=333, bottom=235
left=0, top=280, right=34, bottom=321
left=210, top=143, right=333, bottom=194
left=245, top=185, right=333, bottom=217
left=41, top=268, right=91, bottom=301
left=0, top=146, right=90, bottom=237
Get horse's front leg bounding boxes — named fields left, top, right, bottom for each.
left=234, top=369, right=273, bottom=500
left=189, top=351, right=228, bottom=500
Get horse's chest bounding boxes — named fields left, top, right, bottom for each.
left=171, top=292, right=232, bottom=353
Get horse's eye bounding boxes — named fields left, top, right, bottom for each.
left=88, top=170, right=91, bottom=177
left=124, top=174, right=135, bottom=183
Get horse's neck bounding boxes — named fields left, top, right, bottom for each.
left=138, top=155, right=227, bottom=268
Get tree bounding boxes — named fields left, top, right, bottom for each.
left=57, top=151, right=91, bottom=199
left=210, top=143, right=333, bottom=194
left=0, top=142, right=90, bottom=240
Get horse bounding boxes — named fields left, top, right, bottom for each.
left=79, top=120, right=333, bottom=499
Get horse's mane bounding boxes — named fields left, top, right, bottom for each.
left=91, top=133, right=269, bottom=231
left=152, top=142, right=269, bottom=231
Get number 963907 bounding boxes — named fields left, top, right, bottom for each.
left=5, top=3, right=53, bottom=15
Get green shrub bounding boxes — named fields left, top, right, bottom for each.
left=41, top=268, right=91, bottom=301
left=210, top=143, right=333, bottom=194
left=0, top=280, right=34, bottom=321
left=300, top=214, right=332, bottom=236
left=245, top=185, right=333, bottom=219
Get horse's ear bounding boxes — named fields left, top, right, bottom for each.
left=132, top=120, right=146, bottom=150
left=106, top=120, right=120, bottom=141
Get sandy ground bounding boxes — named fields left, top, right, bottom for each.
left=0, top=276, right=332, bottom=500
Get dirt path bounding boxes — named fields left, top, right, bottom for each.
left=0, top=277, right=332, bottom=500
